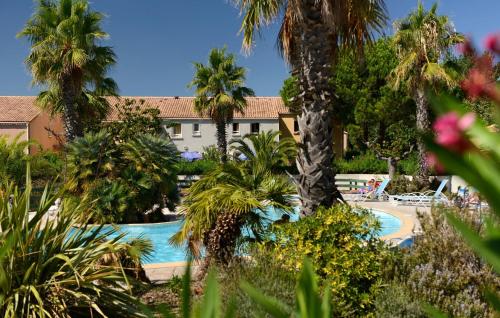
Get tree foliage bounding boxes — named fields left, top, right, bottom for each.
left=189, top=47, right=254, bottom=162
left=18, top=0, right=118, bottom=140
left=104, top=98, right=164, bottom=141
left=66, top=131, right=179, bottom=223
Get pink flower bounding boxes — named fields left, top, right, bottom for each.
left=461, top=68, right=490, bottom=99
left=433, top=112, right=475, bottom=153
left=426, top=152, right=445, bottom=174
left=485, top=33, right=500, bottom=54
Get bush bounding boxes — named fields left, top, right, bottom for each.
left=176, top=159, right=217, bottom=175
left=377, top=206, right=500, bottom=317
left=336, top=152, right=387, bottom=174
left=336, top=151, right=418, bottom=175
left=385, top=175, right=448, bottom=195
left=0, top=179, right=148, bottom=317
left=216, top=250, right=297, bottom=317
left=66, top=131, right=179, bottom=223
left=264, top=204, right=389, bottom=317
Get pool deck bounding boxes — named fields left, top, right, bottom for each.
left=143, top=200, right=429, bottom=283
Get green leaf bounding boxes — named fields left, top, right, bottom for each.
left=182, top=262, right=192, bottom=318
left=240, top=281, right=289, bottom=318
left=200, top=269, right=221, bottom=318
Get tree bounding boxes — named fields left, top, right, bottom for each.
left=171, top=162, right=296, bottom=265
left=279, top=76, right=300, bottom=113
left=66, top=131, right=179, bottom=223
left=331, top=38, right=417, bottom=176
left=235, top=0, right=387, bottom=215
left=189, top=47, right=255, bottom=162
left=230, top=130, right=297, bottom=172
left=389, top=2, right=463, bottom=182
left=104, top=98, right=164, bottom=141
left=18, top=0, right=118, bottom=141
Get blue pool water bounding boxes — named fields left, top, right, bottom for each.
left=101, top=207, right=401, bottom=264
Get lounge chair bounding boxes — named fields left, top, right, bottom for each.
left=389, top=179, right=449, bottom=206
left=352, top=178, right=390, bottom=202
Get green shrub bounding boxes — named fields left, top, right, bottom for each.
left=176, top=159, right=217, bottom=175
left=202, top=145, right=221, bottom=162
left=336, top=151, right=419, bottom=175
left=378, top=207, right=500, bottom=317
left=66, top=131, right=179, bottom=223
left=399, top=153, right=418, bottom=175
left=216, top=250, right=297, bottom=317
left=0, top=178, right=149, bottom=317
left=336, top=152, right=387, bottom=174
left=264, top=204, right=388, bottom=317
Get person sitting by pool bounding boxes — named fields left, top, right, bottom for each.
left=348, top=178, right=377, bottom=194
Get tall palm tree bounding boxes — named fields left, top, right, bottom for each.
left=18, top=0, right=118, bottom=141
left=171, top=162, right=296, bottom=265
left=189, top=47, right=255, bottom=162
left=230, top=130, right=297, bottom=172
left=389, top=2, right=463, bottom=181
left=234, top=0, right=388, bottom=215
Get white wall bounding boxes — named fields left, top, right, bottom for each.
left=168, top=119, right=279, bottom=153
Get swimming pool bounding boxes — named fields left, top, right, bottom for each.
left=102, top=207, right=402, bottom=264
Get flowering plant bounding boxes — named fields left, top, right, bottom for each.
left=425, top=33, right=500, bottom=312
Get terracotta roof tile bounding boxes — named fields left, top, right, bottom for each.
left=0, top=96, right=40, bottom=122
left=106, top=96, right=287, bottom=120
left=0, top=96, right=288, bottom=123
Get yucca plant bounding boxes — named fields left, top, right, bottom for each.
left=0, top=171, right=149, bottom=317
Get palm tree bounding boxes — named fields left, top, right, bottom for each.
left=189, top=47, right=255, bottom=162
left=230, top=130, right=296, bottom=172
left=171, top=162, right=296, bottom=265
left=18, top=0, right=118, bottom=141
left=389, top=2, right=463, bottom=181
left=234, top=0, right=387, bottom=215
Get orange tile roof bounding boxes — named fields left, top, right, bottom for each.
left=0, top=96, right=40, bottom=122
left=106, top=96, right=288, bottom=120
left=0, top=96, right=288, bottom=122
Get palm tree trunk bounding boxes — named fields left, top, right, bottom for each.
left=205, top=212, right=243, bottom=265
left=215, top=120, right=228, bottom=163
left=415, top=88, right=430, bottom=183
left=293, top=2, right=343, bottom=216
left=60, top=75, right=83, bottom=142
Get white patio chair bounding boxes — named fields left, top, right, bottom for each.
left=389, top=179, right=449, bottom=206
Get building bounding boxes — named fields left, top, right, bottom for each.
left=107, top=96, right=290, bottom=153
left=0, top=96, right=64, bottom=154
left=0, top=96, right=346, bottom=156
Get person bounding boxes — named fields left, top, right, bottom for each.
left=348, top=178, right=376, bottom=194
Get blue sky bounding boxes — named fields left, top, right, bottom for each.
left=0, top=0, right=498, bottom=97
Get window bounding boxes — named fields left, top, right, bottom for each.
left=172, top=123, right=182, bottom=138
left=250, top=123, right=260, bottom=134
left=293, top=119, right=299, bottom=134
left=232, top=123, right=240, bottom=135
left=193, top=123, right=201, bottom=136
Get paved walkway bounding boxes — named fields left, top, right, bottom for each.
left=143, top=200, right=429, bottom=283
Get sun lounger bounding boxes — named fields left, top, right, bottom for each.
left=389, top=179, right=449, bottom=206
left=351, top=179, right=390, bottom=202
